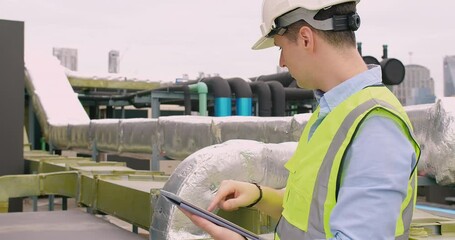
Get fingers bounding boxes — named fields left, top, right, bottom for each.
left=180, top=207, right=211, bottom=229
left=180, top=207, right=245, bottom=240
left=208, top=180, right=258, bottom=211
left=208, top=180, right=238, bottom=211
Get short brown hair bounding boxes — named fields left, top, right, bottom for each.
left=284, top=2, right=357, bottom=47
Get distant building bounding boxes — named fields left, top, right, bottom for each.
left=444, top=56, right=455, bottom=97
left=108, top=50, right=120, bottom=73
left=52, top=47, right=78, bottom=71
left=391, top=64, right=435, bottom=106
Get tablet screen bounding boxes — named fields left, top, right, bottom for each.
left=160, top=190, right=264, bottom=240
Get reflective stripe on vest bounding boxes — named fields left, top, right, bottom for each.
left=276, top=87, right=420, bottom=240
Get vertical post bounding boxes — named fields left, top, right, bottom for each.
left=62, top=197, right=68, bottom=210
left=382, top=44, right=388, bottom=60
left=151, top=96, right=160, bottom=118
left=357, top=42, right=362, bottom=56
left=28, top=96, right=35, bottom=149
left=0, top=20, right=24, bottom=212
left=48, top=195, right=55, bottom=211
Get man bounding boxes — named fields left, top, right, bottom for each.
left=182, top=0, right=420, bottom=239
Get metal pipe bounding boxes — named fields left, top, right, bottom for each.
left=382, top=44, right=388, bottom=59
left=226, top=78, right=253, bottom=116
left=188, top=82, right=208, bottom=116
left=249, top=81, right=272, bottom=116
left=251, top=72, right=295, bottom=87
left=201, top=77, right=232, bottom=116
left=266, top=81, right=286, bottom=116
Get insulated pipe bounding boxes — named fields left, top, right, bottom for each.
left=188, top=82, right=208, bottom=116
left=284, top=88, right=315, bottom=101
left=151, top=140, right=297, bottom=239
left=249, top=82, right=272, bottom=116
left=251, top=72, right=295, bottom=87
left=381, top=58, right=405, bottom=85
left=201, top=77, right=232, bottom=116
left=266, top=81, right=286, bottom=116
left=226, top=78, right=253, bottom=116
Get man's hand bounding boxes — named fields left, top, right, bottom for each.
left=180, top=207, right=245, bottom=240
left=208, top=180, right=261, bottom=212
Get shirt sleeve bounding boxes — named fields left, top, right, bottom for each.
left=328, top=115, right=417, bottom=240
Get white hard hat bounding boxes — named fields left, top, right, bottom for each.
left=252, top=0, right=361, bottom=50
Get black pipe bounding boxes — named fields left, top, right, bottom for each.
left=201, top=76, right=232, bottom=116
left=226, top=78, right=253, bottom=116
left=288, top=80, right=298, bottom=88
left=78, top=84, right=192, bottom=114
left=251, top=72, right=295, bottom=87
left=266, top=81, right=286, bottom=116
left=284, top=88, right=315, bottom=101
left=362, top=56, right=380, bottom=65
left=249, top=82, right=272, bottom=116
left=226, top=78, right=252, bottom=98
left=78, top=94, right=133, bottom=101
left=201, top=76, right=231, bottom=98
left=381, top=58, right=405, bottom=85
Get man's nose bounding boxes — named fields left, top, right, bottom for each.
left=279, top=51, right=286, bottom=68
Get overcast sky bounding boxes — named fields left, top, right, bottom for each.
left=1, top=0, right=454, bottom=97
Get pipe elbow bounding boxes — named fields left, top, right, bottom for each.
left=196, top=82, right=208, bottom=94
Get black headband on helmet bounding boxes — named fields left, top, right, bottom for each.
left=271, top=7, right=360, bottom=36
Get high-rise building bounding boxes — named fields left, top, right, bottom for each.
left=108, top=50, right=120, bottom=73
left=52, top=47, right=78, bottom=71
left=444, top=56, right=455, bottom=97
left=391, top=64, right=435, bottom=106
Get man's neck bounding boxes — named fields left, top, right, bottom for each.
left=316, top=47, right=368, bottom=92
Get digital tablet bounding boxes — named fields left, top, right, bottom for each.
left=160, top=189, right=264, bottom=240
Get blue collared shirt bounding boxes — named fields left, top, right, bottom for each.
left=309, top=66, right=417, bottom=240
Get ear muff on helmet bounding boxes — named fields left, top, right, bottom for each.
left=332, top=12, right=361, bottom=31
left=348, top=13, right=361, bottom=31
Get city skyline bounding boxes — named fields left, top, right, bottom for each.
left=1, top=0, right=454, bottom=98
left=444, top=56, right=455, bottom=97
left=392, top=64, right=436, bottom=106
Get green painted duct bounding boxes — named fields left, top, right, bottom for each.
left=0, top=171, right=79, bottom=213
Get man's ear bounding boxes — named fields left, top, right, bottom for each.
left=298, top=26, right=314, bottom=49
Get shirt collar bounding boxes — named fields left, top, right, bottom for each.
left=314, top=65, right=382, bottom=116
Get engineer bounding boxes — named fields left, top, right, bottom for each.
left=182, top=0, right=420, bottom=239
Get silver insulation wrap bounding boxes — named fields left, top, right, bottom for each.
left=120, top=119, right=158, bottom=154
left=91, top=119, right=122, bottom=153
left=24, top=54, right=90, bottom=139
left=158, top=114, right=312, bottom=160
left=158, top=116, right=215, bottom=160
left=407, top=98, right=455, bottom=185
left=151, top=140, right=297, bottom=239
left=68, top=123, right=91, bottom=150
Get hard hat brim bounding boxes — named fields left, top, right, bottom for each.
left=252, top=36, right=275, bottom=50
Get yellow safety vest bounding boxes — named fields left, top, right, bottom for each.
left=275, top=86, right=420, bottom=240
